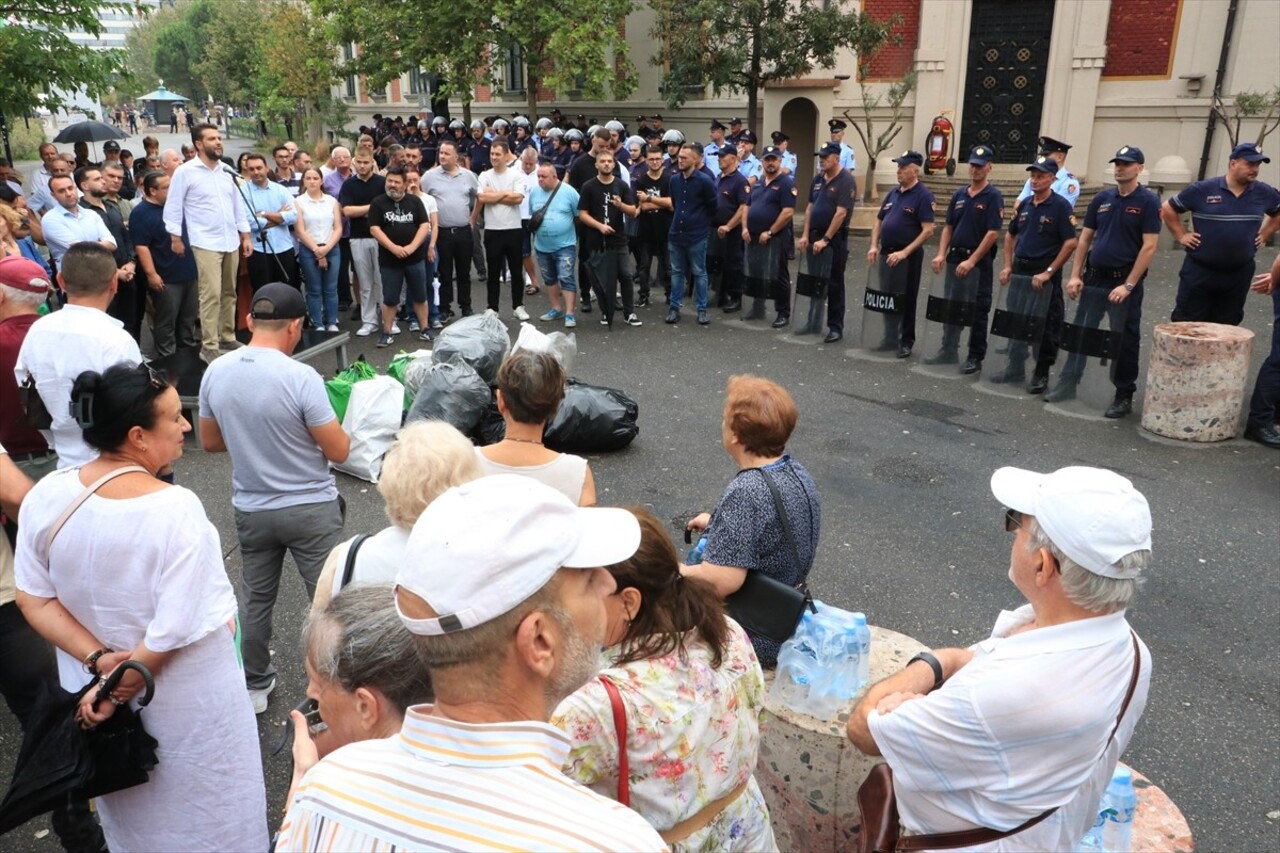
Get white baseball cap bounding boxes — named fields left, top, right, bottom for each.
left=395, top=475, right=641, bottom=635
left=990, top=466, right=1152, bottom=578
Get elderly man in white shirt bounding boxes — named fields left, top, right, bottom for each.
left=163, top=123, right=252, bottom=364
left=14, top=243, right=142, bottom=469
left=39, top=175, right=115, bottom=267
left=847, top=466, right=1152, bottom=851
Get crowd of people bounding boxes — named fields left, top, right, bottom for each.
left=0, top=105, right=1275, bottom=851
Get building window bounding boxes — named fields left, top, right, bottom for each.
left=345, top=76, right=357, bottom=99
left=504, top=44, right=524, bottom=92
left=342, top=43, right=357, bottom=99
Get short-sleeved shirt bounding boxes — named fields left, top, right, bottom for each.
left=129, top=197, right=197, bottom=282
left=477, top=167, right=526, bottom=231
left=1008, top=192, right=1076, bottom=261
left=369, top=193, right=428, bottom=266
left=466, top=137, right=492, bottom=173
left=669, top=168, right=718, bottom=246
left=714, top=169, right=750, bottom=227
left=877, top=181, right=936, bottom=249
left=579, top=177, right=635, bottom=251
left=198, top=347, right=338, bottom=512
left=746, top=173, right=797, bottom=236
left=1017, top=166, right=1081, bottom=208
left=336, top=173, right=386, bottom=239
left=738, top=154, right=763, bottom=184
left=1084, top=185, right=1162, bottom=269
left=1167, top=176, right=1280, bottom=269
left=633, top=170, right=673, bottom=236
left=701, top=456, right=821, bottom=667
left=944, top=183, right=1005, bottom=251
left=528, top=181, right=581, bottom=253
left=40, top=203, right=115, bottom=265
left=420, top=167, right=478, bottom=229
left=807, top=169, right=858, bottom=236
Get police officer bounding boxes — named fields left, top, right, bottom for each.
left=510, top=117, right=536, bottom=157
left=771, top=131, right=798, bottom=176
left=662, top=129, right=686, bottom=176
left=1016, top=136, right=1080, bottom=209
left=827, top=119, right=857, bottom=173
left=997, top=155, right=1079, bottom=394
left=1162, top=142, right=1280, bottom=325
left=797, top=141, right=857, bottom=341
left=743, top=145, right=797, bottom=325
left=727, top=117, right=745, bottom=146
left=466, top=120, right=492, bottom=174
left=868, top=150, right=935, bottom=357
left=928, top=144, right=1004, bottom=374
left=737, top=131, right=763, bottom=186
left=706, top=120, right=729, bottom=176
left=708, top=146, right=750, bottom=312
left=1245, top=253, right=1280, bottom=448
left=1048, top=145, right=1161, bottom=417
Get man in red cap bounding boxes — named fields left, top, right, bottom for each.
left=0, top=257, right=55, bottom=481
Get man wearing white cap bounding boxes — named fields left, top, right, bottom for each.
left=847, top=466, right=1152, bottom=850
left=276, top=475, right=667, bottom=853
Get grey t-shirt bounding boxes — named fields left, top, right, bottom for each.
left=198, top=346, right=338, bottom=512
left=421, top=166, right=479, bottom=228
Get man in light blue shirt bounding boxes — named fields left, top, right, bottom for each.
left=528, top=161, right=582, bottom=326
left=828, top=119, right=858, bottom=173
left=39, top=175, right=115, bottom=265
left=1016, top=136, right=1081, bottom=209
left=738, top=130, right=763, bottom=185
left=771, top=131, right=798, bottom=176
left=243, top=153, right=298, bottom=290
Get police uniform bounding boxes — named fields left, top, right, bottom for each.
left=706, top=120, right=729, bottom=177
left=1001, top=156, right=1077, bottom=386
left=771, top=131, right=798, bottom=175
left=874, top=151, right=936, bottom=352
left=1167, top=142, right=1280, bottom=325
left=467, top=136, right=492, bottom=174
left=727, top=119, right=745, bottom=146
left=1016, top=136, right=1080, bottom=208
left=933, top=145, right=1004, bottom=367
left=746, top=153, right=798, bottom=322
left=827, top=119, right=857, bottom=173
left=710, top=154, right=750, bottom=307
left=806, top=144, right=858, bottom=336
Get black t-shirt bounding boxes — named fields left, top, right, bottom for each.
left=567, top=152, right=599, bottom=192
left=634, top=170, right=673, bottom=236
left=337, top=173, right=387, bottom=239
left=368, top=193, right=428, bottom=266
left=579, top=177, right=635, bottom=251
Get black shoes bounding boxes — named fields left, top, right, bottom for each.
left=1026, top=372, right=1050, bottom=395
left=960, top=358, right=982, bottom=375
left=744, top=306, right=766, bottom=321
left=580, top=300, right=592, bottom=314
left=823, top=329, right=843, bottom=344
left=1105, top=396, right=1133, bottom=419
left=697, top=309, right=710, bottom=326
left=665, top=308, right=680, bottom=324
left=923, top=349, right=959, bottom=365
left=772, top=314, right=790, bottom=329
left=896, top=345, right=913, bottom=359
left=721, top=298, right=742, bottom=314
left=1044, top=381, right=1078, bottom=403
left=636, top=293, right=650, bottom=308
left=1242, top=423, right=1280, bottom=448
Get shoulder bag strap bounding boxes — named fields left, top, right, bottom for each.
left=339, top=534, right=372, bottom=592
left=45, top=466, right=151, bottom=553
left=755, top=468, right=803, bottom=576
left=597, top=675, right=630, bottom=807
left=533, top=179, right=563, bottom=219
left=898, top=630, right=1145, bottom=851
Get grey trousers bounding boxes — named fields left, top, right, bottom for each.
left=149, top=277, right=199, bottom=358
left=234, top=498, right=343, bottom=689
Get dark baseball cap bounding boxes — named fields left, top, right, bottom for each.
left=967, top=144, right=994, bottom=166
left=103, top=140, right=120, bottom=152
left=892, top=150, right=924, bottom=167
left=717, top=145, right=738, bottom=158
left=1110, top=146, right=1145, bottom=164
left=729, top=117, right=744, bottom=125
left=815, top=141, right=843, bottom=158
left=762, top=146, right=782, bottom=159
left=250, top=283, right=306, bottom=320
left=1027, top=155, right=1057, bottom=173
left=739, top=130, right=757, bottom=145
left=1230, top=142, right=1270, bottom=163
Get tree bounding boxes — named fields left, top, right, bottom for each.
left=649, top=0, right=877, bottom=132
left=1211, top=85, right=1280, bottom=147
left=255, top=2, right=347, bottom=141
left=842, top=12, right=915, bottom=203
left=196, top=0, right=264, bottom=108
left=152, top=0, right=217, bottom=105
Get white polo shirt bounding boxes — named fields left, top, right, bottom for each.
left=14, top=304, right=142, bottom=469
left=477, top=166, right=526, bottom=231
left=163, top=157, right=250, bottom=253
left=868, top=606, right=1150, bottom=852
left=40, top=203, right=115, bottom=265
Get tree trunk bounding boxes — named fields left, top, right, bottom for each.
left=747, top=25, right=762, bottom=136
left=866, top=156, right=880, bottom=203
left=526, top=69, right=539, bottom=121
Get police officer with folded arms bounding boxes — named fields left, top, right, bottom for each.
left=929, top=144, right=1004, bottom=374
left=867, top=150, right=935, bottom=358
left=1050, top=146, right=1161, bottom=418
left=997, top=155, right=1078, bottom=394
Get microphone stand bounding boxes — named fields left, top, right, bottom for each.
left=229, top=169, right=303, bottom=314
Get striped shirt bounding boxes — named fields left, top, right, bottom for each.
left=276, top=705, right=669, bottom=853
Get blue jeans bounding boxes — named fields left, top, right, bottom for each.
left=298, top=244, right=340, bottom=326
left=668, top=237, right=709, bottom=310
left=536, top=244, right=578, bottom=293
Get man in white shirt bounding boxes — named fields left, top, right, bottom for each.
left=164, top=124, right=252, bottom=365
left=477, top=140, right=527, bottom=318
left=39, top=175, right=116, bottom=268
left=15, top=243, right=142, bottom=469
left=847, top=466, right=1153, bottom=851
left=28, top=158, right=73, bottom=217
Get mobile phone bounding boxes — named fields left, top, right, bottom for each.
left=684, top=527, right=693, bottom=545
left=295, top=697, right=328, bottom=737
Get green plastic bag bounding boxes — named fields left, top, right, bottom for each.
left=387, top=352, right=416, bottom=410
left=325, top=357, right=376, bottom=422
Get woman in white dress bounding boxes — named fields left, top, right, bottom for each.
left=15, top=363, right=268, bottom=852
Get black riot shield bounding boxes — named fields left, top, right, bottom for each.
left=1043, top=282, right=1129, bottom=418
left=980, top=273, right=1052, bottom=398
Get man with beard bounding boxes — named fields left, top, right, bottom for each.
left=164, top=124, right=252, bottom=364
left=743, top=146, right=797, bottom=325
left=243, top=154, right=299, bottom=292
left=633, top=145, right=673, bottom=307
left=578, top=150, right=640, bottom=328
left=78, top=167, right=141, bottom=339
left=369, top=166, right=433, bottom=348
left=275, top=476, right=665, bottom=853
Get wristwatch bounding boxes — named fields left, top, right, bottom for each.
left=1123, top=282, right=1136, bottom=292
left=1044, top=266, right=1055, bottom=275
left=907, top=651, right=945, bottom=692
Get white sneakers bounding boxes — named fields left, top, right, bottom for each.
left=356, top=323, right=378, bottom=336
left=248, top=677, right=276, bottom=715
left=514, top=306, right=531, bottom=321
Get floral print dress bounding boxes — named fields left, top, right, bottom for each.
left=551, top=619, right=778, bottom=853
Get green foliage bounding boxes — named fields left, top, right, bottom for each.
left=0, top=0, right=133, bottom=118
left=5, top=117, right=47, bottom=160
left=151, top=0, right=218, bottom=104
left=1213, top=85, right=1280, bottom=147
left=837, top=11, right=914, bottom=202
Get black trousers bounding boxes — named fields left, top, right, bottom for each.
left=107, top=277, right=146, bottom=343
left=247, top=247, right=297, bottom=292
left=337, top=236, right=354, bottom=307
left=436, top=225, right=474, bottom=313
left=773, top=234, right=794, bottom=316
left=634, top=225, right=669, bottom=298
left=485, top=228, right=524, bottom=311
left=823, top=231, right=851, bottom=333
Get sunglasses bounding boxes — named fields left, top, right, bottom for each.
left=144, top=364, right=169, bottom=390
left=1003, top=507, right=1025, bottom=533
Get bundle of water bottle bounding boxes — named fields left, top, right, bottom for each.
left=768, top=602, right=872, bottom=721
left=1080, top=765, right=1137, bottom=851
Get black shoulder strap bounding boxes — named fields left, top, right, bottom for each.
left=755, top=468, right=805, bottom=578
left=339, top=534, right=371, bottom=592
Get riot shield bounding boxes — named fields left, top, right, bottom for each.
left=855, top=256, right=909, bottom=358
left=980, top=273, right=1052, bottom=398
left=744, top=239, right=781, bottom=300
left=793, top=245, right=833, bottom=336
left=917, top=263, right=979, bottom=378
left=1043, top=283, right=1129, bottom=418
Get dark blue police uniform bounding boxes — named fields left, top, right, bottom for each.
left=941, top=182, right=1004, bottom=360
left=710, top=168, right=750, bottom=304
left=876, top=181, right=936, bottom=349
left=807, top=169, right=857, bottom=333
left=747, top=173, right=797, bottom=318
left=1168, top=177, right=1280, bottom=325
left=1008, top=192, right=1076, bottom=368
left=467, top=137, right=492, bottom=174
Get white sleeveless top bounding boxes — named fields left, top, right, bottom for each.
left=475, top=447, right=588, bottom=504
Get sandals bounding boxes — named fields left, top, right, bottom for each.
left=525, top=283, right=540, bottom=296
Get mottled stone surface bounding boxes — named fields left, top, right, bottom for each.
left=1142, top=322, right=1254, bottom=442
left=755, top=627, right=1196, bottom=852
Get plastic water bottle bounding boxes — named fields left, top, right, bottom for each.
left=686, top=536, right=707, bottom=565
left=770, top=611, right=819, bottom=713
left=852, top=612, right=871, bottom=689
left=1100, top=766, right=1136, bottom=852
left=839, top=616, right=862, bottom=697
left=1079, top=807, right=1105, bottom=851
left=802, top=612, right=849, bottom=719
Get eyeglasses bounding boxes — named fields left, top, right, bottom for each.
left=1003, top=507, right=1025, bottom=533
left=144, top=364, right=169, bottom=391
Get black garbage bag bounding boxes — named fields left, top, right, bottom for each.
left=544, top=379, right=639, bottom=453
left=406, top=358, right=491, bottom=435
left=474, top=397, right=507, bottom=445
left=430, top=312, right=510, bottom=386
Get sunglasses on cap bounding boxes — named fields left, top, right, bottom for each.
left=1003, top=507, right=1025, bottom=533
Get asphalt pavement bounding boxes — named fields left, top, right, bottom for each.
left=3, top=128, right=1278, bottom=851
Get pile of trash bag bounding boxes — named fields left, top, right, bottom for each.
left=405, top=357, right=492, bottom=435
left=430, top=311, right=510, bottom=385
left=544, top=380, right=639, bottom=453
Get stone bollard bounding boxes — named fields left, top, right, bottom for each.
left=1126, top=764, right=1196, bottom=852
left=1141, top=322, right=1254, bottom=442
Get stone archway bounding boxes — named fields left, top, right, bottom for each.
left=780, top=97, right=819, bottom=210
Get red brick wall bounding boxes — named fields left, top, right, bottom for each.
left=862, top=0, right=920, bottom=80
left=1103, top=0, right=1180, bottom=77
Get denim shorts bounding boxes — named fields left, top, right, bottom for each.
left=536, top=245, right=577, bottom=293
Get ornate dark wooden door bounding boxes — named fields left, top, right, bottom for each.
left=959, top=0, right=1056, bottom=163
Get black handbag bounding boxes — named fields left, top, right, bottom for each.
left=724, top=468, right=816, bottom=643
left=528, top=179, right=562, bottom=233
left=17, top=374, right=53, bottom=430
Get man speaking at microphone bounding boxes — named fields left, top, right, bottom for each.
left=164, top=123, right=252, bottom=365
